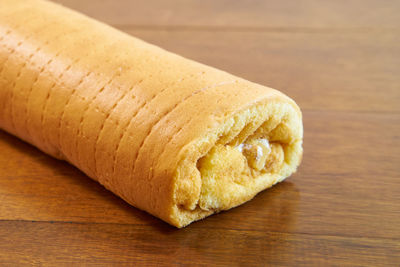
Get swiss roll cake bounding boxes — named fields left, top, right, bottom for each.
left=0, top=0, right=303, bottom=227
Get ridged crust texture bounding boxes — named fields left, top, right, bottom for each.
left=0, top=0, right=303, bottom=227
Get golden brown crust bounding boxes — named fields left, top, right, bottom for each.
left=0, top=0, right=303, bottom=227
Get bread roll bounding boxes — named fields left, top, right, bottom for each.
left=0, top=0, right=303, bottom=227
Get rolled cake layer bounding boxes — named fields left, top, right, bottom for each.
left=0, top=0, right=303, bottom=227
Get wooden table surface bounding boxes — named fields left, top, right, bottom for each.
left=1, top=0, right=399, bottom=265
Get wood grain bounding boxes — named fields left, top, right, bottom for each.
left=0, top=221, right=398, bottom=266
left=0, top=0, right=399, bottom=265
left=53, top=0, right=400, bottom=29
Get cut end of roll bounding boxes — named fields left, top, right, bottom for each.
left=197, top=139, right=287, bottom=211
left=171, top=97, right=303, bottom=228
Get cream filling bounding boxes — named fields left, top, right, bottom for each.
left=196, top=138, right=284, bottom=211
left=239, top=138, right=271, bottom=171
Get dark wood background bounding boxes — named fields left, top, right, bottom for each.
left=1, top=0, right=399, bottom=265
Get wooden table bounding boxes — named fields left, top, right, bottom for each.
left=1, top=0, right=399, bottom=265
